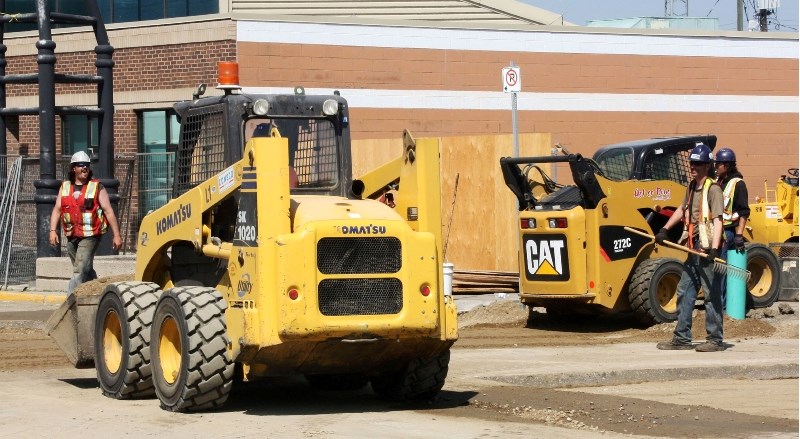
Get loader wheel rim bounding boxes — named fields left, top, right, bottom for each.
left=657, top=273, right=680, bottom=313
left=159, top=316, right=182, bottom=386
left=747, top=257, right=772, bottom=298
left=102, top=310, right=123, bottom=374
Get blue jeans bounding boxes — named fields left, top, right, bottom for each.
left=66, top=236, right=99, bottom=294
left=673, top=247, right=724, bottom=345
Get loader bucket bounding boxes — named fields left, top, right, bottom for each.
left=44, top=291, right=102, bottom=369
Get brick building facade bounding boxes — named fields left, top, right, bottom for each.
left=2, top=15, right=797, bottom=230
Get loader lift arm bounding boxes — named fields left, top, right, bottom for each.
left=500, top=153, right=607, bottom=211
left=352, top=130, right=443, bottom=244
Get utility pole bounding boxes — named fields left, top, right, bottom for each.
left=757, top=8, right=770, bottom=31
left=737, top=0, right=744, bottom=31
left=664, top=0, right=689, bottom=17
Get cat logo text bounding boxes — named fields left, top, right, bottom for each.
left=522, top=234, right=570, bottom=281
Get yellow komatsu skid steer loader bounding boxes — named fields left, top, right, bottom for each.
left=47, top=78, right=457, bottom=411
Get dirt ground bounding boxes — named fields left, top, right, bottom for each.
left=456, top=299, right=798, bottom=348
left=0, top=278, right=797, bottom=438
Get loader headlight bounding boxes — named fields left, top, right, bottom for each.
left=322, top=99, right=339, bottom=116
left=252, top=99, right=269, bottom=116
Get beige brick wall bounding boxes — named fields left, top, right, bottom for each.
left=0, top=18, right=796, bottom=207
left=237, top=36, right=798, bottom=200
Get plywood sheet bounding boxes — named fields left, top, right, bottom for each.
left=352, top=133, right=552, bottom=271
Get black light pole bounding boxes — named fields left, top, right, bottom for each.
left=33, top=0, right=60, bottom=258
left=86, top=0, right=118, bottom=256
left=0, top=0, right=6, bottom=160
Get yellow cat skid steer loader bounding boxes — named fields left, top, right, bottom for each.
left=500, top=135, right=781, bottom=325
left=47, top=74, right=457, bottom=411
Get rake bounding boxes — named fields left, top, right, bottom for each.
left=624, top=227, right=750, bottom=281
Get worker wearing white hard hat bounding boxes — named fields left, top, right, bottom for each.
left=49, top=151, right=122, bottom=293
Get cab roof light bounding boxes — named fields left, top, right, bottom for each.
left=217, top=61, right=241, bottom=91
left=322, top=99, right=339, bottom=116
left=252, top=99, right=269, bottom=116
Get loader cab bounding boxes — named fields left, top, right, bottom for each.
left=593, top=135, right=717, bottom=184
left=172, top=90, right=353, bottom=199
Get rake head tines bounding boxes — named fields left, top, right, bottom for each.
left=714, top=261, right=751, bottom=281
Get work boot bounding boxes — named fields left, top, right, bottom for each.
left=695, top=341, right=724, bottom=352
left=656, top=339, right=694, bottom=350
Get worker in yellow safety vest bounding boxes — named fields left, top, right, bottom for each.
left=714, top=147, right=750, bottom=306
left=655, top=143, right=725, bottom=352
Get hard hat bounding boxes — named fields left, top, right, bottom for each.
left=70, top=151, right=91, bottom=165
left=714, top=147, right=736, bottom=163
left=689, top=143, right=713, bottom=163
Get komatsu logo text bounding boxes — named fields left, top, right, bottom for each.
left=339, top=224, right=386, bottom=235
left=523, top=234, right=570, bottom=281
left=156, top=203, right=192, bottom=235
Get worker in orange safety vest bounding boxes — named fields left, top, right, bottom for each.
left=49, top=151, right=122, bottom=293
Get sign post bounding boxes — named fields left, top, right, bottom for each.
left=503, top=63, right=522, bottom=289
left=502, top=64, right=521, bottom=158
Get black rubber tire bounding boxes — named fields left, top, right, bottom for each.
left=746, top=243, right=782, bottom=308
left=151, top=287, right=234, bottom=412
left=370, top=349, right=450, bottom=401
left=306, top=373, right=369, bottom=391
left=94, top=281, right=162, bottom=399
left=629, top=258, right=683, bottom=326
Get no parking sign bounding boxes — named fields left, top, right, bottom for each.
left=502, top=66, right=521, bottom=93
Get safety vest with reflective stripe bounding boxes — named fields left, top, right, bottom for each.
left=721, top=177, right=742, bottom=227
left=60, top=180, right=107, bottom=238
left=686, top=177, right=715, bottom=249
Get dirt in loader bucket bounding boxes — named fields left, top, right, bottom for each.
left=45, top=274, right=135, bottom=369
left=72, top=274, right=135, bottom=298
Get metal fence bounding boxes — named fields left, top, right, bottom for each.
left=0, top=155, right=135, bottom=287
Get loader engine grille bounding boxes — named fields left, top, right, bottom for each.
left=538, top=186, right=582, bottom=210
left=317, top=237, right=401, bottom=274
left=318, top=278, right=403, bottom=316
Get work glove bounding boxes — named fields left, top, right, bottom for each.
left=733, top=234, right=746, bottom=253
left=655, top=228, right=669, bottom=245
left=706, top=248, right=720, bottom=263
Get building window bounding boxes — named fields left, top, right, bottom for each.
left=101, top=0, right=219, bottom=23
left=2, top=0, right=218, bottom=32
left=61, top=115, right=99, bottom=158
left=138, top=110, right=179, bottom=220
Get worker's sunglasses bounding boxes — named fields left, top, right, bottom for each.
left=73, top=163, right=90, bottom=169
left=689, top=162, right=708, bottom=167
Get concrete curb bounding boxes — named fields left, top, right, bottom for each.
left=488, top=363, right=800, bottom=388
left=0, top=291, right=66, bottom=305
